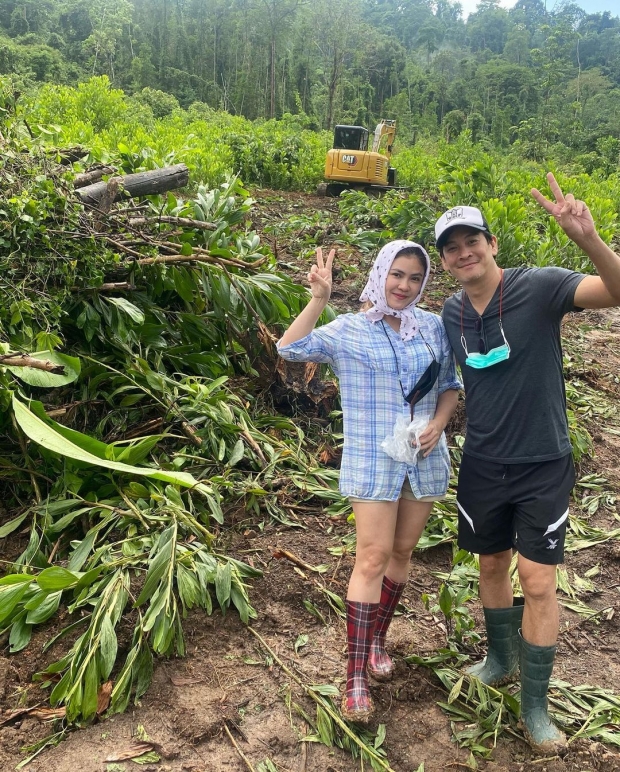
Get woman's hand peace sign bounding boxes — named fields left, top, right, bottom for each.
left=531, top=172, right=596, bottom=244
left=308, top=247, right=335, bottom=301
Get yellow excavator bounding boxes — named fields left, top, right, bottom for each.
left=317, top=119, right=398, bottom=197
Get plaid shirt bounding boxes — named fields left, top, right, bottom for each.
left=278, top=311, right=461, bottom=500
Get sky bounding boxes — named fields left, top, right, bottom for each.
left=459, top=0, right=620, bottom=19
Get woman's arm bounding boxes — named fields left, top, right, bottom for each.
left=419, top=388, right=459, bottom=457
left=279, top=248, right=335, bottom=348
left=279, top=296, right=329, bottom=348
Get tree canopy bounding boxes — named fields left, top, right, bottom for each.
left=0, top=0, right=618, bottom=160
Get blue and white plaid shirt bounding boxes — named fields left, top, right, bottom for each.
left=278, top=311, right=461, bottom=500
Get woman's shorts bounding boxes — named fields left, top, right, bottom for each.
left=349, top=476, right=446, bottom=504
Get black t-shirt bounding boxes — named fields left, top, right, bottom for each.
left=442, top=267, right=585, bottom=463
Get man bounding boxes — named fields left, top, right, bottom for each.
left=435, top=174, right=620, bottom=754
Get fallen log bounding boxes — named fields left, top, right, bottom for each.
left=58, top=145, right=89, bottom=165
left=76, top=163, right=189, bottom=206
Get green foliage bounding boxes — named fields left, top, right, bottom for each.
left=31, top=75, right=128, bottom=134
left=22, top=79, right=330, bottom=192
left=227, top=120, right=329, bottom=190
left=0, top=0, right=618, bottom=174
left=0, top=489, right=259, bottom=721
left=423, top=567, right=480, bottom=646
left=131, top=87, right=180, bottom=119
left=0, top=151, right=105, bottom=352
left=335, top=154, right=619, bottom=279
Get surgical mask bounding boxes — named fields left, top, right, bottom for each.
left=462, top=322, right=510, bottom=369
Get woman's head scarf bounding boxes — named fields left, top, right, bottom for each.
left=359, top=240, right=431, bottom=341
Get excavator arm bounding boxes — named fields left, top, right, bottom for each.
left=371, top=119, right=396, bottom=158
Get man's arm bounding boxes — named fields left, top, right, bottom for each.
left=571, top=246, right=620, bottom=309
left=531, top=173, right=620, bottom=309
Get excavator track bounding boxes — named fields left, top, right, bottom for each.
left=316, top=182, right=404, bottom=197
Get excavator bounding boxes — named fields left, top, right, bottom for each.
left=317, top=119, right=398, bottom=197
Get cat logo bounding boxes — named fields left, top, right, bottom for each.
left=341, top=154, right=357, bottom=165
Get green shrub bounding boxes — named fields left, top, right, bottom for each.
left=133, top=87, right=180, bottom=119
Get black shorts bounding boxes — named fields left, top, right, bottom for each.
left=456, top=453, right=575, bottom=565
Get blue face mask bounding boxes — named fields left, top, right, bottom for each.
left=461, top=321, right=510, bottom=369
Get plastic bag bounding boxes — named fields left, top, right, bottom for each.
left=380, top=414, right=430, bottom=465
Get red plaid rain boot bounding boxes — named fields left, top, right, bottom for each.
left=341, top=600, right=379, bottom=723
left=367, top=576, right=406, bottom=681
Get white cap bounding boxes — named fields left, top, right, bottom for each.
left=435, top=206, right=491, bottom=250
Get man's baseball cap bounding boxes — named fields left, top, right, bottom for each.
left=435, top=206, right=492, bottom=250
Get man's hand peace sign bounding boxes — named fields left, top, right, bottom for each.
left=308, top=247, right=335, bottom=302
left=531, top=172, right=596, bottom=245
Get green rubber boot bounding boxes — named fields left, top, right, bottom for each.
left=519, top=631, right=567, bottom=755
left=466, top=598, right=524, bottom=686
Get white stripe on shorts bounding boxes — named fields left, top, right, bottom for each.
left=457, top=501, right=475, bottom=534
left=543, top=507, right=569, bottom=536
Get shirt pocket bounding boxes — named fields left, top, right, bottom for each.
left=364, top=346, right=399, bottom=373
left=333, top=331, right=373, bottom=365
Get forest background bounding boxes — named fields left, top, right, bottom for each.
left=1, top=0, right=620, bottom=170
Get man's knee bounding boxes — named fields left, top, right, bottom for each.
left=518, top=558, right=557, bottom=602
left=479, top=550, right=513, bottom=579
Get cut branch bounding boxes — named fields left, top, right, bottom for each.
left=240, top=429, right=267, bottom=464
left=58, top=146, right=89, bottom=164
left=104, top=237, right=147, bottom=259
left=128, top=215, right=218, bottom=231
left=73, top=166, right=116, bottom=188
left=180, top=421, right=203, bottom=448
left=0, top=354, right=66, bottom=374
left=97, top=282, right=137, bottom=292
left=71, top=282, right=137, bottom=293
left=271, top=548, right=324, bottom=574
left=118, top=418, right=165, bottom=441
left=130, top=252, right=265, bottom=269
left=223, top=722, right=256, bottom=772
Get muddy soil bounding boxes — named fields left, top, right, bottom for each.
left=1, top=192, right=620, bottom=772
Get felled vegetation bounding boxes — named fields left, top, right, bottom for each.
left=0, top=123, right=341, bottom=724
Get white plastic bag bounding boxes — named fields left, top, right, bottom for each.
left=380, top=414, right=430, bottom=465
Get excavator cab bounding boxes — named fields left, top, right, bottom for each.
left=333, top=125, right=369, bottom=151
left=318, top=119, right=397, bottom=196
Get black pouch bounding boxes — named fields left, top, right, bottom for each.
left=405, top=359, right=440, bottom=407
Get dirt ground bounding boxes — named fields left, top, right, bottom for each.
left=1, top=192, right=620, bottom=772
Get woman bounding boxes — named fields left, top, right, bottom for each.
left=278, top=241, right=461, bottom=722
